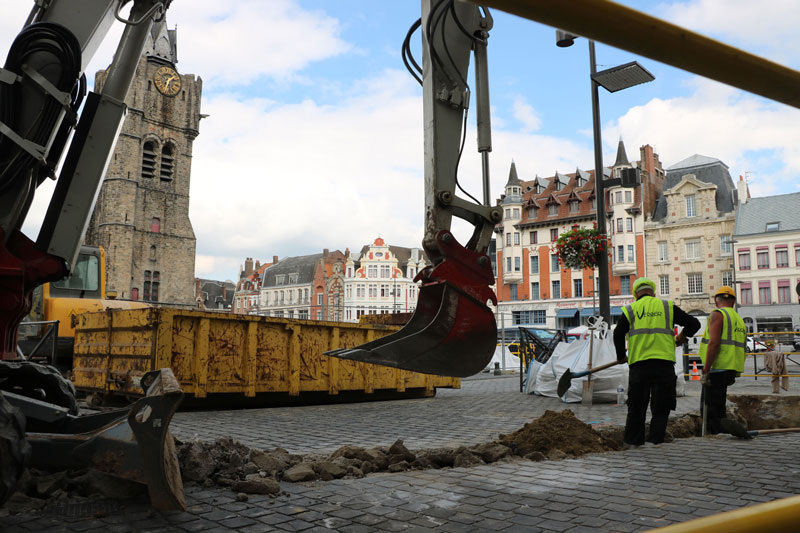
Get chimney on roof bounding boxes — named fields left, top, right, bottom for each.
left=737, top=175, right=748, bottom=205
left=222, top=284, right=227, bottom=300
left=255, top=260, right=260, bottom=270
left=323, top=248, right=329, bottom=258
left=194, top=278, right=202, bottom=297
left=345, top=247, right=350, bottom=257
left=273, top=255, right=279, bottom=264
left=244, top=257, right=254, bottom=277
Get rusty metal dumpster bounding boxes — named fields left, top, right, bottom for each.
left=72, top=308, right=459, bottom=401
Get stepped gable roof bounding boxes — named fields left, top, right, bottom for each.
left=734, top=192, right=800, bottom=236
left=613, top=138, right=630, bottom=167
left=354, top=244, right=428, bottom=268
left=652, top=154, right=735, bottom=221
left=261, top=254, right=323, bottom=287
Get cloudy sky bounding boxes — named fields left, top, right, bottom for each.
left=3, top=1, right=800, bottom=282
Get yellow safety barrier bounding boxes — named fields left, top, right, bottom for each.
left=654, top=494, right=800, bottom=532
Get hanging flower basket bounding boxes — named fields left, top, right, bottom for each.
left=552, top=227, right=610, bottom=270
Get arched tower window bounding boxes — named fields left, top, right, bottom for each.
left=151, top=217, right=161, bottom=233
left=141, top=141, right=156, bottom=179
left=160, top=143, right=174, bottom=182
left=150, top=245, right=156, bottom=260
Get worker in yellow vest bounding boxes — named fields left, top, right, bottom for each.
left=698, top=286, right=747, bottom=434
left=614, top=278, right=701, bottom=447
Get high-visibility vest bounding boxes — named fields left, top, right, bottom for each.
left=622, top=296, right=676, bottom=365
left=699, top=307, right=746, bottom=373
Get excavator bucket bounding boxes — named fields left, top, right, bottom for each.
left=326, top=231, right=497, bottom=378
left=5, top=368, right=185, bottom=510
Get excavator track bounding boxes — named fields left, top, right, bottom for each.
left=0, top=392, right=29, bottom=506
left=0, top=361, right=78, bottom=415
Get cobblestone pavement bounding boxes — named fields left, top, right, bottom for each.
left=3, top=373, right=799, bottom=532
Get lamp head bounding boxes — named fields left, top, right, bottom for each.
left=556, top=29, right=578, bottom=47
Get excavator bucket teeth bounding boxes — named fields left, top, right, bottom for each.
left=326, top=280, right=496, bottom=377
left=19, top=368, right=185, bottom=511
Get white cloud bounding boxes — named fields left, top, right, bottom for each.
left=167, top=0, right=350, bottom=86
left=604, top=77, right=800, bottom=196
left=656, top=0, right=800, bottom=66
left=512, top=96, right=542, bottom=133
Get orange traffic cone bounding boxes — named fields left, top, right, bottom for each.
left=690, top=361, right=701, bottom=381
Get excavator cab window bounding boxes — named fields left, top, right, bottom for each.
left=50, top=253, right=101, bottom=298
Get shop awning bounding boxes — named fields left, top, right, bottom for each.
left=580, top=306, right=624, bottom=317
left=556, top=308, right=579, bottom=318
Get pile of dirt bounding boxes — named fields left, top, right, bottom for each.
left=499, top=410, right=615, bottom=459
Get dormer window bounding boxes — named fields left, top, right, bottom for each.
left=569, top=200, right=579, bottom=214
left=554, top=181, right=563, bottom=191
left=548, top=204, right=558, bottom=216
left=686, top=194, right=697, bottom=217
left=766, top=222, right=780, bottom=232
left=528, top=206, right=538, bottom=218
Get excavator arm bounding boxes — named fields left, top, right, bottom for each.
left=326, top=0, right=502, bottom=378
left=0, top=0, right=186, bottom=511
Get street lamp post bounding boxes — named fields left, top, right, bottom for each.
left=556, top=31, right=654, bottom=324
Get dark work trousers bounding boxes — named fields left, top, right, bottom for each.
left=700, top=370, right=737, bottom=434
left=624, top=359, right=677, bottom=446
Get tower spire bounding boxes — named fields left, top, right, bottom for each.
left=613, top=137, right=630, bottom=167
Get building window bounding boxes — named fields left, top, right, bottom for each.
left=776, top=248, right=789, bottom=268
left=658, top=241, right=668, bottom=262
left=778, top=282, right=791, bottom=304
left=532, top=310, right=546, bottom=324
left=548, top=204, right=558, bottom=216
left=368, top=285, right=377, bottom=298
left=506, top=257, right=512, bottom=273
left=509, top=284, right=518, bottom=300
left=356, top=284, right=365, bottom=298
left=591, top=197, right=597, bottom=209
left=720, top=235, right=732, bottom=256
left=796, top=246, right=800, bottom=266
left=380, top=265, right=391, bottom=278
left=621, top=277, right=631, bottom=295
left=530, top=231, right=538, bottom=244
left=659, top=275, right=670, bottom=295
left=626, top=218, right=633, bottom=232
left=514, top=232, right=520, bottom=245
left=757, top=250, right=769, bottom=269
left=514, top=257, right=521, bottom=272
left=531, top=282, right=540, bottom=300
left=131, top=287, right=139, bottom=300
left=513, top=208, right=520, bottom=218
left=687, top=273, right=703, bottom=294
left=149, top=245, right=156, bottom=260
left=617, top=218, right=623, bottom=233
left=765, top=222, right=780, bottom=232
left=627, top=245, right=634, bottom=262
left=722, top=271, right=733, bottom=287
left=550, top=228, right=558, bottom=241
left=530, top=255, right=539, bottom=274
left=685, top=240, right=701, bottom=260
left=380, top=284, right=389, bottom=297
left=141, top=141, right=156, bottom=179
left=143, top=270, right=159, bottom=302
left=160, top=144, right=174, bottom=181
left=552, top=280, right=561, bottom=299
left=551, top=253, right=559, bottom=272
left=573, top=279, right=583, bottom=298
left=367, top=265, right=377, bottom=278
left=618, top=245, right=624, bottom=263
left=686, top=195, right=697, bottom=217
left=528, top=206, right=538, bottom=218
left=740, top=286, right=752, bottom=305
left=506, top=233, right=511, bottom=246
left=759, top=284, right=771, bottom=304
left=739, top=251, right=751, bottom=270
left=151, top=217, right=160, bottom=233
left=569, top=201, right=579, bottom=213
left=615, top=191, right=622, bottom=203
left=624, top=190, right=632, bottom=202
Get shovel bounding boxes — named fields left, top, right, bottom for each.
left=557, top=360, right=621, bottom=398
left=720, top=419, right=800, bottom=439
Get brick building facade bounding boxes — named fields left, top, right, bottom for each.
left=495, top=141, right=663, bottom=329
left=85, top=21, right=200, bottom=304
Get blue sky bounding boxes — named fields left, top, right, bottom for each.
left=3, top=1, right=799, bottom=282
